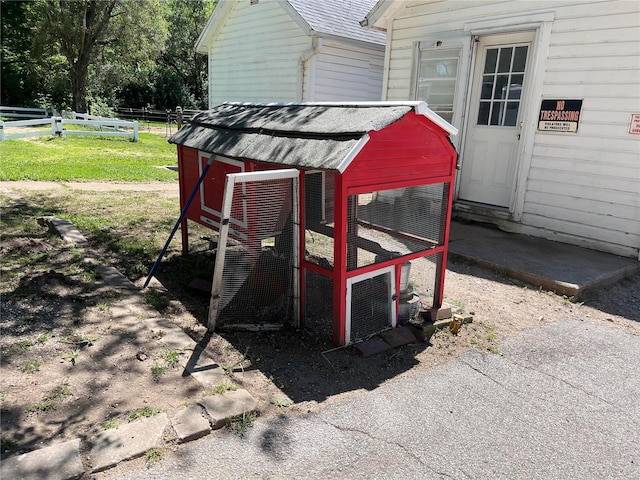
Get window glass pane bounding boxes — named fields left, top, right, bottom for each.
left=504, top=102, right=519, bottom=126
left=477, top=102, right=490, bottom=125
left=490, top=101, right=504, bottom=125
left=416, top=47, right=460, bottom=121
left=509, top=75, right=524, bottom=99
left=497, top=47, right=513, bottom=73
left=480, top=75, right=494, bottom=99
left=513, top=46, right=528, bottom=72
left=484, top=48, right=498, bottom=74
left=493, top=75, right=509, bottom=100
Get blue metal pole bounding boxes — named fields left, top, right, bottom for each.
left=143, top=156, right=215, bottom=288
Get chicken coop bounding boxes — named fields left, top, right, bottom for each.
left=169, top=102, right=458, bottom=346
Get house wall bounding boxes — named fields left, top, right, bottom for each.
left=382, top=0, right=640, bottom=258
left=312, top=38, right=385, bottom=101
left=206, top=0, right=311, bottom=105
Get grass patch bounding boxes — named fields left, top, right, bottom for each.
left=226, top=411, right=257, bottom=436
left=12, top=339, right=34, bottom=354
left=151, top=363, right=166, bottom=381
left=145, top=447, right=164, bottom=464
left=128, top=406, right=164, bottom=421
left=101, top=418, right=119, bottom=430
left=143, top=290, right=171, bottom=311
left=22, top=360, right=42, bottom=373
left=63, top=349, right=81, bottom=365
left=159, top=348, right=184, bottom=368
left=0, top=133, right=177, bottom=182
left=208, top=381, right=239, bottom=395
left=270, top=397, right=293, bottom=408
left=25, top=384, right=72, bottom=413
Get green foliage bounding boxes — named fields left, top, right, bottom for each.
left=2, top=0, right=215, bottom=111
left=0, top=134, right=176, bottom=182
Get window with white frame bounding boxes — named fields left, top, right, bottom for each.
left=413, top=43, right=462, bottom=124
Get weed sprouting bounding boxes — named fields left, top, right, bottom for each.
left=145, top=447, right=164, bottom=464
left=128, top=406, right=164, bottom=421
left=101, top=418, right=119, bottom=430
left=22, top=360, right=42, bottom=373
left=226, top=411, right=257, bottom=436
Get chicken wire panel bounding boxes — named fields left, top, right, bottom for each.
left=408, top=252, right=443, bottom=311
left=347, top=184, right=449, bottom=270
left=304, top=269, right=334, bottom=339
left=349, top=269, right=394, bottom=343
left=304, top=171, right=334, bottom=270
left=216, top=177, right=295, bottom=326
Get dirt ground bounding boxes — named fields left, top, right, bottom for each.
left=1, top=181, right=639, bottom=468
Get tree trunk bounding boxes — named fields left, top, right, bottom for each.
left=70, top=61, right=88, bottom=113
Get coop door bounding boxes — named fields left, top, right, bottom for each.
left=207, top=169, right=300, bottom=331
left=346, top=266, right=397, bottom=344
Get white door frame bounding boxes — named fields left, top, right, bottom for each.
left=456, top=11, right=555, bottom=221
left=208, top=168, right=300, bottom=330
left=345, top=265, right=397, bottom=345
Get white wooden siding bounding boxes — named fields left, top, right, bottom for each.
left=313, top=39, right=384, bottom=101
left=383, top=0, right=640, bottom=257
left=207, top=1, right=310, bottom=105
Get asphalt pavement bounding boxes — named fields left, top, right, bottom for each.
left=98, top=319, right=640, bottom=480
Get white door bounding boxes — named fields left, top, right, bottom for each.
left=459, top=32, right=534, bottom=208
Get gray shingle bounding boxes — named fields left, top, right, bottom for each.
left=288, top=0, right=385, bottom=45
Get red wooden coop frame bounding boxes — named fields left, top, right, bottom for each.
left=170, top=102, right=458, bottom=346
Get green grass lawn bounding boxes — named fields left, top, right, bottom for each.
left=0, top=133, right=177, bottom=182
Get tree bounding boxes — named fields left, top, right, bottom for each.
left=0, top=1, right=69, bottom=108
left=32, top=0, right=166, bottom=112
left=159, top=0, right=215, bottom=109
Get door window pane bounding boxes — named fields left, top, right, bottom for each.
left=504, top=102, right=519, bottom=126
left=477, top=102, right=490, bottom=125
left=513, top=46, right=528, bottom=72
left=490, top=102, right=504, bottom=125
left=480, top=76, right=494, bottom=99
left=494, top=75, right=509, bottom=99
left=509, top=75, right=524, bottom=99
left=476, top=43, right=528, bottom=127
left=484, top=49, right=498, bottom=74
left=497, top=47, right=513, bottom=73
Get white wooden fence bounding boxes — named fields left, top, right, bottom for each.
left=0, top=106, right=56, bottom=119
left=0, top=115, right=139, bottom=142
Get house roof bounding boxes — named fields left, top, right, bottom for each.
left=196, top=0, right=384, bottom=53
left=169, top=102, right=456, bottom=173
left=287, top=0, right=385, bottom=45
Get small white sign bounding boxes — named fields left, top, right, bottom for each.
left=629, top=114, right=640, bottom=135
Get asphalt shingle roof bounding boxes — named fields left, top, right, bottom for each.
left=288, top=0, right=385, bottom=45
left=169, top=102, right=413, bottom=171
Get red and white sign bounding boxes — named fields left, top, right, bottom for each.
left=629, top=114, right=640, bottom=135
